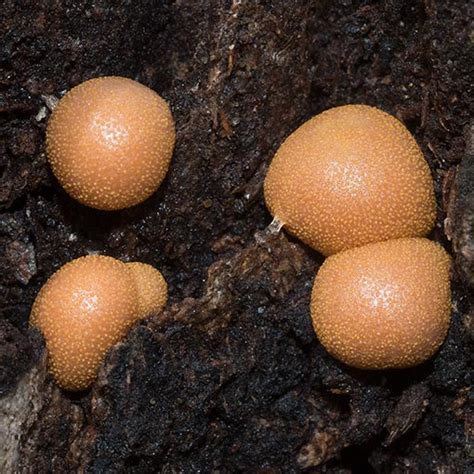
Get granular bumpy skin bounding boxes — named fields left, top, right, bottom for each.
left=30, top=256, right=139, bottom=391
left=264, top=105, right=436, bottom=256
left=46, top=76, right=175, bottom=210
left=126, top=262, right=168, bottom=318
left=311, top=238, right=452, bottom=369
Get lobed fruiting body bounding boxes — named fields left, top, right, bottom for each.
left=46, top=76, right=175, bottom=210
left=264, top=105, right=436, bottom=256
left=311, top=238, right=451, bottom=369
left=30, top=255, right=167, bottom=391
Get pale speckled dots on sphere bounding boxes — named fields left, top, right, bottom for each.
left=31, top=255, right=139, bottom=391
left=46, top=76, right=175, bottom=210
left=126, top=262, right=168, bottom=318
left=311, top=238, right=452, bottom=370
left=264, top=104, right=436, bottom=256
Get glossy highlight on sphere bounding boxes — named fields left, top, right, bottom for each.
left=264, top=105, right=436, bottom=256
left=30, top=255, right=139, bottom=391
left=311, top=238, right=451, bottom=369
left=126, top=262, right=168, bottom=318
left=46, top=76, right=175, bottom=210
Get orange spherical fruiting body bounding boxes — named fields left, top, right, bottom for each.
left=126, top=262, right=168, bottom=318
left=46, top=76, right=175, bottom=210
left=30, top=256, right=139, bottom=391
left=264, top=105, right=436, bottom=256
left=311, top=238, right=451, bottom=369
left=31, top=256, right=169, bottom=391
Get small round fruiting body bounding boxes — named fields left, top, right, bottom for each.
left=264, top=105, right=436, bottom=256
left=30, top=255, right=168, bottom=391
left=31, top=256, right=138, bottom=390
left=126, top=262, right=168, bottom=318
left=311, top=238, right=451, bottom=369
left=46, top=76, right=175, bottom=210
